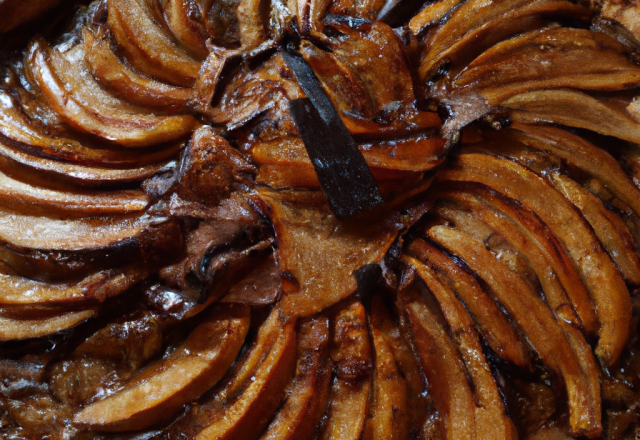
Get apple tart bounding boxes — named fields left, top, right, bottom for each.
left=2, top=0, right=640, bottom=438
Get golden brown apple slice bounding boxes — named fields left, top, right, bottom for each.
left=0, top=309, right=95, bottom=341
left=399, top=282, right=477, bottom=440
left=74, top=303, right=250, bottom=432
left=363, top=295, right=409, bottom=440
left=317, top=301, right=372, bottom=440
left=107, top=0, right=202, bottom=87
left=0, top=137, right=164, bottom=187
left=402, top=256, right=518, bottom=439
left=509, top=123, right=640, bottom=218
left=251, top=188, right=428, bottom=318
left=163, top=0, right=210, bottom=59
left=409, top=0, right=465, bottom=35
left=405, top=239, right=531, bottom=367
left=428, top=225, right=602, bottom=437
left=453, top=27, right=640, bottom=105
left=435, top=189, right=596, bottom=332
left=418, top=0, right=591, bottom=81
left=0, top=270, right=142, bottom=308
left=438, top=152, right=631, bottom=366
left=503, top=89, right=640, bottom=144
left=83, top=29, right=193, bottom=112
left=549, top=171, right=640, bottom=285
left=260, top=315, right=331, bottom=440
left=0, top=89, right=180, bottom=168
left=28, top=39, right=199, bottom=148
left=193, top=315, right=296, bottom=440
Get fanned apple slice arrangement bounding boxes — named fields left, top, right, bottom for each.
left=3, top=0, right=640, bottom=438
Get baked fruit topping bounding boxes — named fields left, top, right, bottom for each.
left=3, top=0, right=640, bottom=439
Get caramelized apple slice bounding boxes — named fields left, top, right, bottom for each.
left=409, top=0, right=465, bottom=35
left=83, top=29, right=193, bottom=112
left=453, top=27, right=640, bottom=105
left=399, top=283, right=476, bottom=440
left=28, top=39, right=199, bottom=147
left=74, top=304, right=250, bottom=432
left=405, top=239, right=530, bottom=367
left=418, top=0, right=591, bottom=80
left=428, top=226, right=602, bottom=437
left=260, top=316, right=331, bottom=440
left=251, top=188, right=426, bottom=318
left=0, top=168, right=148, bottom=217
left=364, top=296, right=410, bottom=440
left=504, top=89, right=640, bottom=144
left=318, top=301, right=372, bottom=440
left=550, top=171, right=640, bottom=285
left=403, top=256, right=518, bottom=439
left=163, top=0, right=210, bottom=59
left=509, top=123, right=640, bottom=218
left=0, top=309, right=95, bottom=341
left=107, top=0, right=202, bottom=86
left=0, top=89, right=180, bottom=168
left=193, top=315, right=296, bottom=440
left=438, top=152, right=631, bottom=366
left=435, top=189, right=597, bottom=332
left=0, top=270, right=142, bottom=308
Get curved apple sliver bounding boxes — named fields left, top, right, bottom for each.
left=260, top=316, right=332, bottom=440
left=0, top=270, right=142, bottom=308
left=29, top=39, right=199, bottom=147
left=83, top=29, right=193, bottom=112
left=428, top=225, right=602, bottom=437
left=163, top=0, right=209, bottom=59
left=438, top=152, right=631, bottom=366
left=509, top=123, right=640, bottom=218
left=318, top=301, right=372, bottom=440
left=0, top=309, right=95, bottom=341
left=406, top=239, right=531, bottom=367
left=504, top=89, right=640, bottom=144
left=403, top=256, right=518, bottom=440
left=107, top=0, right=202, bottom=87
left=436, top=189, right=596, bottom=332
left=550, top=171, right=640, bottom=285
left=74, top=303, right=250, bottom=432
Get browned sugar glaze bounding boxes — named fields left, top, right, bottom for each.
left=2, top=0, right=640, bottom=438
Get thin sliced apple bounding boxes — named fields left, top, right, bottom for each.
left=399, top=282, right=476, bottom=440
left=74, top=303, right=250, bottom=432
left=83, top=28, right=193, bottom=112
left=405, top=239, right=531, bottom=367
left=438, top=152, right=631, bottom=366
left=107, top=0, right=202, bottom=87
left=221, top=253, right=282, bottom=306
left=260, top=315, right=331, bottom=440
left=251, top=188, right=428, bottom=318
left=28, top=39, right=199, bottom=147
left=419, top=0, right=591, bottom=81
left=549, top=171, right=640, bottom=285
left=318, top=301, right=372, bottom=440
left=0, top=165, right=148, bottom=216
left=364, top=295, right=409, bottom=440
left=509, top=123, right=640, bottom=218
left=409, top=0, right=465, bottom=35
left=402, top=256, right=518, bottom=439
left=0, top=136, right=164, bottom=187
left=0, top=89, right=180, bottom=168
left=193, top=315, right=296, bottom=440
left=436, top=189, right=596, bottom=331
left=163, top=0, right=209, bottom=59
left=453, top=27, right=640, bottom=105
left=503, top=89, right=640, bottom=145
left=0, top=270, right=142, bottom=308
left=428, top=225, right=602, bottom=437
left=237, top=0, right=267, bottom=50
left=0, top=309, right=95, bottom=341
